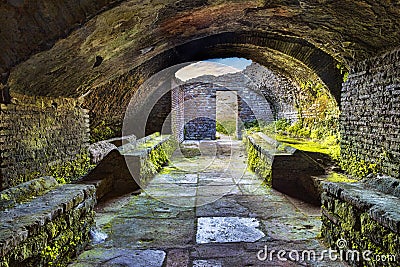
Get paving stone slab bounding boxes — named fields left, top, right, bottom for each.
left=70, top=139, right=348, bottom=266
left=196, top=217, right=266, bottom=244
left=70, top=248, right=166, bottom=267
left=262, top=217, right=322, bottom=241
left=196, top=196, right=252, bottom=217
left=101, top=218, right=194, bottom=249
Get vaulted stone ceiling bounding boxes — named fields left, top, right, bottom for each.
left=2, top=0, right=400, bottom=108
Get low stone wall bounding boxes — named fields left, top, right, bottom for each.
left=0, top=177, right=96, bottom=267
left=244, top=132, right=325, bottom=204
left=244, top=133, right=278, bottom=184
left=84, top=133, right=177, bottom=199
left=321, top=176, right=400, bottom=266
left=120, top=134, right=177, bottom=187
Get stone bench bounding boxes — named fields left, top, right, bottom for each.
left=321, top=175, right=400, bottom=267
left=0, top=177, right=96, bottom=266
left=83, top=133, right=177, bottom=200
left=245, top=132, right=325, bottom=204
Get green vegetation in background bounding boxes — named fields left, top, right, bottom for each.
left=216, top=120, right=236, bottom=136
left=246, top=117, right=385, bottom=179
left=246, top=118, right=341, bottom=162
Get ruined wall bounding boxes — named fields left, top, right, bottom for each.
left=145, top=91, right=172, bottom=136
left=238, top=88, right=274, bottom=124
left=188, top=72, right=275, bottom=124
left=243, top=63, right=299, bottom=121
left=341, top=48, right=400, bottom=179
left=183, top=83, right=216, bottom=140
left=0, top=94, right=90, bottom=190
left=171, top=86, right=185, bottom=142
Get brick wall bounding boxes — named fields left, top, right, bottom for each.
left=183, top=83, right=217, bottom=140
left=341, top=48, right=400, bottom=178
left=171, top=85, right=185, bottom=142
left=0, top=93, right=90, bottom=190
left=238, top=88, right=274, bottom=124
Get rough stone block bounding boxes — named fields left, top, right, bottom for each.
left=0, top=183, right=96, bottom=266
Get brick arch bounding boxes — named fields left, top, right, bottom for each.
left=76, top=30, right=341, bottom=130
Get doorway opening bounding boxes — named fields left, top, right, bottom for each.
left=216, top=90, right=238, bottom=139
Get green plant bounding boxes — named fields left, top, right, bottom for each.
left=336, top=63, right=350, bottom=83
left=216, top=121, right=228, bottom=135
left=90, top=121, right=115, bottom=143
left=274, top=118, right=291, bottom=132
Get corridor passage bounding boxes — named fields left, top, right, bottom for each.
left=71, top=138, right=348, bottom=266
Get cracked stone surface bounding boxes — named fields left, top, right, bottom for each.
left=70, top=137, right=349, bottom=266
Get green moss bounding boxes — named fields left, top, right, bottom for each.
left=47, top=153, right=95, bottom=184
left=1, top=204, right=94, bottom=267
left=159, top=166, right=182, bottom=175
left=90, top=121, right=118, bottom=143
left=339, top=146, right=380, bottom=178
left=139, top=136, right=178, bottom=183
left=244, top=138, right=272, bottom=185
left=0, top=193, right=11, bottom=201
left=326, top=173, right=357, bottom=183
left=336, top=62, right=349, bottom=83
left=276, top=135, right=330, bottom=154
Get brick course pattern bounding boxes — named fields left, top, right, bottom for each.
left=341, top=48, right=400, bottom=178
left=183, top=83, right=217, bottom=140
left=0, top=94, right=90, bottom=190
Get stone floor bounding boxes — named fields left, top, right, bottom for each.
left=70, top=137, right=349, bottom=267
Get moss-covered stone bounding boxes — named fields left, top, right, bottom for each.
left=243, top=136, right=272, bottom=185
left=322, top=180, right=400, bottom=267
left=0, top=184, right=96, bottom=267
left=0, top=177, right=58, bottom=211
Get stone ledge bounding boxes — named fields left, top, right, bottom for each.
left=0, top=183, right=96, bottom=260
left=244, top=132, right=325, bottom=204
left=323, top=177, right=400, bottom=233
left=322, top=175, right=400, bottom=266
left=0, top=177, right=58, bottom=211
